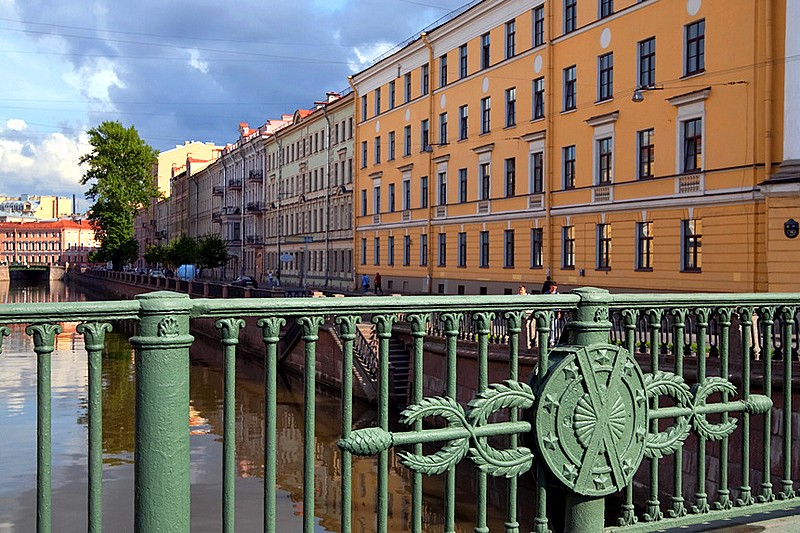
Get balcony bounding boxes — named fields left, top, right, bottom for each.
left=211, top=212, right=221, bottom=223
left=248, top=170, right=263, bottom=182
left=245, top=234, right=264, bottom=245
left=227, top=179, right=242, bottom=190
left=155, top=230, right=167, bottom=239
left=212, top=185, right=224, bottom=196
left=246, top=201, right=263, bottom=213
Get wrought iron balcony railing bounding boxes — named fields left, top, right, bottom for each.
left=1, top=287, right=798, bottom=532
left=227, top=179, right=242, bottom=189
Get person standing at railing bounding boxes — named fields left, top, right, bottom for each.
left=518, top=284, right=528, bottom=295
left=546, top=281, right=560, bottom=346
left=540, top=275, right=552, bottom=294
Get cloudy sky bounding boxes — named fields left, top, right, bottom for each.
left=0, top=0, right=471, bottom=209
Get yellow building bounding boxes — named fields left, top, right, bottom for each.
left=351, top=0, right=796, bottom=294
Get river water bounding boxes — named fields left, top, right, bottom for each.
left=0, top=280, right=512, bottom=532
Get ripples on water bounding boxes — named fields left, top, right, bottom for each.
left=0, top=280, right=511, bottom=532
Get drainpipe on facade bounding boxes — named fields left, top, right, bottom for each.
left=422, top=32, right=435, bottom=294
left=276, top=135, right=283, bottom=278
left=545, top=3, right=555, bottom=280
left=315, top=100, right=333, bottom=289
left=240, top=154, right=246, bottom=277
left=348, top=75, right=359, bottom=292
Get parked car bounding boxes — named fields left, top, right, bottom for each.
left=149, top=269, right=166, bottom=279
left=231, top=275, right=257, bottom=288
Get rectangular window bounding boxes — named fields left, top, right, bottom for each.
left=533, top=77, right=545, bottom=119
left=599, top=0, right=613, bottom=19
left=479, top=231, right=490, bottom=267
left=480, top=162, right=491, bottom=200
left=374, top=136, right=381, bottom=165
left=389, top=80, right=396, bottom=109
left=505, top=87, right=516, bottom=127
left=440, top=54, right=448, bottom=87
left=388, top=131, right=396, bottom=161
left=439, top=112, right=448, bottom=145
left=404, top=73, right=412, bottom=102
left=505, top=20, right=516, bottom=59
left=532, top=151, right=544, bottom=193
left=404, top=125, right=412, bottom=156
left=459, top=105, right=469, bottom=140
left=636, top=221, right=653, bottom=270
left=597, top=137, right=613, bottom=184
left=374, top=236, right=380, bottom=265
left=504, top=157, right=516, bottom=197
left=388, top=183, right=396, bottom=212
left=563, top=65, right=576, bottom=111
left=638, top=37, right=656, bottom=88
left=481, top=33, right=491, bottom=69
left=420, top=176, right=428, bottom=208
left=562, top=226, right=575, bottom=268
left=637, top=128, right=654, bottom=179
left=458, top=168, right=468, bottom=202
left=421, top=119, right=430, bottom=151
left=564, top=0, right=577, bottom=34
left=481, top=96, right=491, bottom=134
left=598, top=52, right=613, bottom=101
left=388, top=236, right=395, bottom=266
left=373, top=185, right=381, bottom=213
left=437, top=172, right=447, bottom=205
left=596, top=223, right=611, bottom=269
left=361, top=237, right=367, bottom=265
left=685, top=19, right=705, bottom=76
left=374, top=88, right=381, bottom=115
left=682, top=219, right=702, bottom=271
left=458, top=232, right=467, bottom=267
left=403, top=179, right=411, bottom=210
left=563, top=145, right=576, bottom=189
left=530, top=228, right=543, bottom=268
left=403, top=235, right=411, bottom=266
left=459, top=44, right=468, bottom=78
left=421, top=63, right=429, bottom=95
left=682, top=118, right=702, bottom=172
left=438, top=233, right=447, bottom=266
left=533, top=6, right=545, bottom=47
left=504, top=229, right=515, bottom=268
left=420, top=234, right=428, bottom=266
left=361, top=95, right=368, bottom=120
left=361, top=141, right=367, bottom=168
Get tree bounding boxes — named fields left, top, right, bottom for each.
left=165, top=235, right=199, bottom=268
left=144, top=244, right=168, bottom=268
left=80, top=121, right=159, bottom=270
left=197, top=234, right=230, bottom=270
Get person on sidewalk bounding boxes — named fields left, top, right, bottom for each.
left=361, top=273, right=370, bottom=293
left=374, top=272, right=383, bottom=294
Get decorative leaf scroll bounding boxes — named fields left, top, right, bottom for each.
left=338, top=381, right=535, bottom=478
left=644, top=371, right=772, bottom=459
left=0, top=326, right=10, bottom=354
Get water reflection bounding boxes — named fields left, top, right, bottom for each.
left=0, top=280, right=510, bottom=532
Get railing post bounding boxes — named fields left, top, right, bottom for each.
left=130, top=291, right=194, bottom=533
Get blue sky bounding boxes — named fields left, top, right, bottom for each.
left=0, top=0, right=469, bottom=207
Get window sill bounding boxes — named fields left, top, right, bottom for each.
left=561, top=108, right=577, bottom=115
left=594, top=97, right=613, bottom=105
left=596, top=267, right=611, bottom=272
left=681, top=268, right=702, bottom=273
left=681, top=70, right=705, bottom=80
left=529, top=266, right=544, bottom=270
left=561, top=266, right=575, bottom=270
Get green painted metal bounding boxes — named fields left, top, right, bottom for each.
left=298, top=315, right=324, bottom=533
left=215, top=318, right=245, bottom=533
left=129, top=291, right=193, bottom=533
left=406, top=313, right=430, bottom=533
left=334, top=315, right=359, bottom=533
left=77, top=322, right=113, bottom=533
left=258, top=316, right=285, bottom=533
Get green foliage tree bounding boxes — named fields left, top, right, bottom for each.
left=165, top=235, right=199, bottom=268
left=144, top=244, right=168, bottom=268
left=79, top=121, right=159, bottom=270
left=197, top=234, right=230, bottom=270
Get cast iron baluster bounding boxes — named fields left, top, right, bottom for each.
left=617, top=308, right=639, bottom=526
left=0, top=326, right=8, bottom=352
left=216, top=318, right=246, bottom=533
left=472, top=311, right=495, bottom=533
left=77, top=322, right=113, bottom=533
left=691, top=308, right=711, bottom=514
left=406, top=313, right=430, bottom=533
left=668, top=309, right=689, bottom=518
left=27, top=323, right=62, bottom=533
left=334, top=315, right=359, bottom=533
left=737, top=307, right=755, bottom=506
left=372, top=313, right=397, bottom=533
left=503, top=311, right=524, bottom=533
left=778, top=306, right=797, bottom=500
left=532, top=309, right=553, bottom=533
left=298, top=315, right=325, bottom=533
left=757, top=307, right=776, bottom=503
left=440, top=312, right=462, bottom=533
left=714, top=308, right=733, bottom=510
left=258, top=316, right=285, bottom=533
left=643, top=308, right=664, bottom=522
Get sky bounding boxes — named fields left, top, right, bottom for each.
left=0, top=0, right=472, bottom=210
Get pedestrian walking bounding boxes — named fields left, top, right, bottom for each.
left=374, top=272, right=383, bottom=294
left=268, top=270, right=274, bottom=288
left=361, top=273, right=370, bottom=293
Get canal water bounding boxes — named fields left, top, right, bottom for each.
left=0, top=280, right=512, bottom=532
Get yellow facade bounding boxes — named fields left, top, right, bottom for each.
left=351, top=0, right=791, bottom=294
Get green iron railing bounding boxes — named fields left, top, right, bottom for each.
left=1, top=288, right=800, bottom=532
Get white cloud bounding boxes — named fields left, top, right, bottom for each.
left=349, top=42, right=395, bottom=73
left=63, top=58, right=125, bottom=105
left=188, top=49, right=209, bottom=75
left=6, top=119, right=27, bottom=131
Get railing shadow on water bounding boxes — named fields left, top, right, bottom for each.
left=2, top=285, right=800, bottom=532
